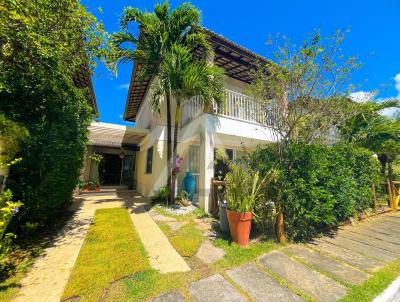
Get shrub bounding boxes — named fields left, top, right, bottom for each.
left=151, top=186, right=171, bottom=205
left=249, top=143, right=380, bottom=241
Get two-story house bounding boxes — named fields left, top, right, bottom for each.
left=123, top=29, right=277, bottom=213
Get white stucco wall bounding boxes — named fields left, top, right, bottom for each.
left=135, top=129, right=168, bottom=197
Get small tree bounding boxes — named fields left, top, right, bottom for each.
left=250, top=30, right=361, bottom=242
left=149, top=44, right=224, bottom=201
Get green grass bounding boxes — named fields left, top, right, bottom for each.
left=160, top=222, right=204, bottom=257
left=102, top=269, right=205, bottom=301
left=212, top=237, right=279, bottom=270
left=62, top=208, right=150, bottom=302
left=340, top=258, right=400, bottom=302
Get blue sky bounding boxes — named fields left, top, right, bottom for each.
left=81, top=0, right=400, bottom=125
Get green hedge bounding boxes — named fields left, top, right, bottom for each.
left=249, top=143, right=380, bottom=241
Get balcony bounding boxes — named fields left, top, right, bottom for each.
left=180, top=89, right=276, bottom=127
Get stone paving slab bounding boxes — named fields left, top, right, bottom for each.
left=196, top=240, right=225, bottom=264
left=260, top=251, right=347, bottom=302
left=227, top=264, right=305, bottom=302
left=165, top=220, right=189, bottom=231
left=344, top=227, right=400, bottom=245
left=150, top=290, right=186, bottom=302
left=188, top=274, right=246, bottom=302
left=385, top=215, right=400, bottom=223
left=374, top=220, right=400, bottom=235
left=322, top=236, right=397, bottom=262
left=149, top=212, right=177, bottom=222
left=373, top=218, right=400, bottom=229
left=284, top=245, right=370, bottom=285
left=307, top=241, right=383, bottom=272
left=337, top=230, right=400, bottom=255
left=361, top=221, right=400, bottom=237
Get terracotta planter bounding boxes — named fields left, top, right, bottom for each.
left=95, top=186, right=100, bottom=192
left=226, top=209, right=252, bottom=247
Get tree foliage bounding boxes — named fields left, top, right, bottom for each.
left=0, top=0, right=107, bottom=228
left=339, top=100, right=400, bottom=179
left=0, top=115, right=27, bottom=265
left=250, top=30, right=360, bottom=147
left=0, top=113, right=29, bottom=167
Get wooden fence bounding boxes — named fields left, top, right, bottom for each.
left=373, top=180, right=400, bottom=210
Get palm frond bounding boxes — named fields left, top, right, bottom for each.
left=154, top=1, right=169, bottom=22
left=112, top=31, right=138, bottom=47
left=149, top=76, right=164, bottom=114
left=120, top=7, right=144, bottom=29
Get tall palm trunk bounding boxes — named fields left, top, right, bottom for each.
left=166, top=92, right=173, bottom=204
left=171, top=102, right=181, bottom=202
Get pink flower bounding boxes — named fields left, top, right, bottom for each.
left=175, top=155, right=183, bottom=173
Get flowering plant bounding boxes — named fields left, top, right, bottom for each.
left=175, top=155, right=183, bottom=173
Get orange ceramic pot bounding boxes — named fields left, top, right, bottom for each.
left=226, top=209, right=252, bottom=247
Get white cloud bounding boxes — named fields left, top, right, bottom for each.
left=379, top=73, right=400, bottom=118
left=380, top=106, right=398, bottom=118
left=350, top=73, right=400, bottom=118
left=116, top=83, right=130, bottom=90
left=349, top=91, right=375, bottom=103
left=395, top=73, right=400, bottom=98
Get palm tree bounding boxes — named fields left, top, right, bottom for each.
left=110, top=1, right=213, bottom=202
left=340, top=99, right=400, bottom=179
left=150, top=44, right=224, bottom=200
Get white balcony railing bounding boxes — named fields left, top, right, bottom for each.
left=180, top=95, right=202, bottom=127
left=180, top=89, right=276, bottom=127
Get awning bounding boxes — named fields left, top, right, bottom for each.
left=88, top=122, right=148, bottom=150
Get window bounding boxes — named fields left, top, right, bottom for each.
left=145, top=146, right=153, bottom=174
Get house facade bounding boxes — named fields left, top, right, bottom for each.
left=122, top=30, right=278, bottom=213
left=82, top=30, right=278, bottom=212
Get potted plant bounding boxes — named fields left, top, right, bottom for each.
left=83, top=181, right=90, bottom=192
left=225, top=164, right=264, bottom=247
left=94, top=181, right=100, bottom=192
left=87, top=181, right=96, bottom=191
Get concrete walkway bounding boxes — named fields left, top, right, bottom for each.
left=13, top=191, right=188, bottom=302
left=130, top=204, right=190, bottom=273
left=152, top=211, right=400, bottom=302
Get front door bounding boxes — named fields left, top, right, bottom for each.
left=121, top=154, right=135, bottom=189
left=99, top=154, right=122, bottom=185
